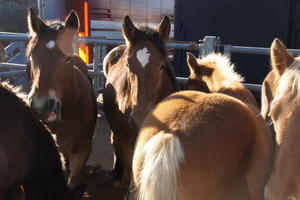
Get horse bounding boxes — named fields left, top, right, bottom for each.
left=0, top=82, right=85, bottom=200
left=261, top=38, right=300, bottom=200
left=26, top=8, right=97, bottom=190
left=132, top=52, right=273, bottom=200
left=103, top=15, right=178, bottom=186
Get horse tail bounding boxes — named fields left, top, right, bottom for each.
left=133, top=132, right=184, bottom=200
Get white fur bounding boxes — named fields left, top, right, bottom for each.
left=200, top=53, right=245, bottom=84
left=48, top=89, right=59, bottom=102
left=29, top=88, right=60, bottom=109
left=28, top=87, right=45, bottom=108
left=136, top=47, right=150, bottom=68
left=46, top=40, right=56, bottom=49
left=135, top=132, right=184, bottom=200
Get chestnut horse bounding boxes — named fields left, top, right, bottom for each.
left=0, top=82, right=84, bottom=200
left=103, top=16, right=177, bottom=186
left=262, top=39, right=300, bottom=200
left=132, top=53, right=273, bottom=200
left=26, top=9, right=97, bottom=190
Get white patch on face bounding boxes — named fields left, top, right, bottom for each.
left=46, top=40, right=56, bottom=49
left=49, top=89, right=60, bottom=102
left=136, top=47, right=151, bottom=68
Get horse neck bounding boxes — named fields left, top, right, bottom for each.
left=63, top=67, right=84, bottom=103
left=126, top=67, right=177, bottom=128
left=217, top=82, right=258, bottom=108
left=24, top=120, right=67, bottom=200
left=156, top=70, right=178, bottom=102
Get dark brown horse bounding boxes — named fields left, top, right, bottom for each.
left=132, top=52, right=273, bottom=200
left=262, top=39, right=300, bottom=200
left=26, top=8, right=97, bottom=190
left=103, top=16, right=177, bottom=186
left=0, top=82, right=85, bottom=200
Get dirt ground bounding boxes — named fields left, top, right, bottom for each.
left=82, top=114, right=129, bottom=200
left=10, top=106, right=129, bottom=200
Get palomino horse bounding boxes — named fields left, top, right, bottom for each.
left=0, top=82, right=84, bottom=200
left=103, top=16, right=178, bottom=186
left=262, top=39, right=300, bottom=200
left=26, top=9, right=97, bottom=190
left=132, top=53, right=273, bottom=200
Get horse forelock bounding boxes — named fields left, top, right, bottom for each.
left=128, top=25, right=167, bottom=58
left=26, top=20, right=64, bottom=57
left=199, top=53, right=244, bottom=90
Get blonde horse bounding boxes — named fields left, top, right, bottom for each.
left=132, top=53, right=273, bottom=200
left=262, top=39, right=300, bottom=200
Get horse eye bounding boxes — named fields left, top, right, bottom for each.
left=65, top=57, right=72, bottom=64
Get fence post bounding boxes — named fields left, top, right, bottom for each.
left=93, top=44, right=101, bottom=95
left=198, top=36, right=218, bottom=58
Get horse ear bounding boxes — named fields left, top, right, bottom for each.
left=187, top=52, right=213, bottom=77
left=57, top=11, right=79, bottom=56
left=186, top=52, right=198, bottom=74
left=158, top=16, right=171, bottom=42
left=64, top=10, right=80, bottom=31
left=56, top=28, right=76, bottom=56
left=271, top=38, right=294, bottom=76
left=27, top=8, right=46, bottom=36
left=122, top=15, right=138, bottom=43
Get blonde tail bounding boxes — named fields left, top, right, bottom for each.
left=133, top=132, right=184, bottom=200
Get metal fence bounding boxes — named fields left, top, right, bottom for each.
left=2, top=32, right=300, bottom=93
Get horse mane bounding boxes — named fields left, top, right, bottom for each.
left=199, top=53, right=244, bottom=90
left=162, top=61, right=179, bottom=91
left=129, top=25, right=167, bottom=58
left=275, top=57, right=300, bottom=99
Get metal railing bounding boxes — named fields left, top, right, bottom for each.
left=2, top=32, right=300, bottom=93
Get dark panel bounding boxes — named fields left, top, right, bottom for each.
left=174, top=0, right=291, bottom=84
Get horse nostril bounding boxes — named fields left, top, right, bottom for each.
left=48, top=99, right=56, bottom=109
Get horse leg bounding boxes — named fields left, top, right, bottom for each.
left=67, top=140, right=92, bottom=190
left=113, top=155, right=123, bottom=181
left=111, top=131, right=124, bottom=182
left=111, top=130, right=134, bottom=187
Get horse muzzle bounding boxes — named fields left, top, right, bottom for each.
left=30, top=98, right=62, bottom=124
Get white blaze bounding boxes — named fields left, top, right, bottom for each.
left=136, top=47, right=150, bottom=68
left=46, top=40, right=56, bottom=49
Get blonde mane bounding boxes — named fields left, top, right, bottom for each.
left=199, top=53, right=244, bottom=91
left=276, top=57, right=300, bottom=100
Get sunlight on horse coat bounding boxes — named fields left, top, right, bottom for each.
left=262, top=39, right=300, bottom=200
left=26, top=8, right=97, bottom=192
left=132, top=53, right=273, bottom=200
left=103, top=15, right=177, bottom=187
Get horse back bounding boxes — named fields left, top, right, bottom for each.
left=135, top=91, right=270, bottom=200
